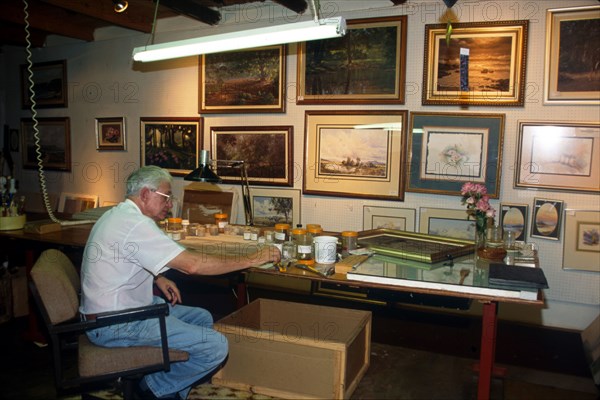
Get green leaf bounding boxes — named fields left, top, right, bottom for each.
left=445, top=21, right=453, bottom=46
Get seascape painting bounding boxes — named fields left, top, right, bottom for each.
left=501, top=204, right=527, bottom=241
left=436, top=36, right=513, bottom=93
left=318, top=128, right=390, bottom=178
left=532, top=199, right=564, bottom=240
left=530, top=136, right=593, bottom=176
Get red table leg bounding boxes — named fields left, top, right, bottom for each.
left=477, top=301, right=498, bottom=400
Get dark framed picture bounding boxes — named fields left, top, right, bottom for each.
left=303, top=110, right=408, bottom=201
left=96, top=117, right=126, bottom=151
left=500, top=203, right=528, bottom=242
left=563, top=209, right=600, bottom=272
left=20, top=117, right=71, bottom=171
left=544, top=6, right=600, bottom=105
left=515, top=121, right=600, bottom=194
left=407, top=112, right=505, bottom=198
left=20, top=60, right=68, bottom=109
left=210, top=126, right=293, bottom=187
left=250, top=188, right=300, bottom=227
left=531, top=198, right=564, bottom=241
left=422, top=20, right=528, bottom=106
left=140, top=117, right=202, bottom=177
left=199, top=45, right=286, bottom=113
left=297, top=16, right=407, bottom=105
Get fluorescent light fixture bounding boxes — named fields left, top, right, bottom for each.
left=133, top=16, right=346, bottom=62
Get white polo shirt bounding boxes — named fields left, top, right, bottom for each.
left=79, top=199, right=185, bottom=315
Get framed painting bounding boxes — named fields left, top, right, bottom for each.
left=563, top=209, right=600, bottom=272
left=199, top=45, right=285, bottom=113
left=96, top=117, right=126, bottom=151
left=210, top=126, right=293, bottom=187
left=544, top=6, right=600, bottom=105
left=250, top=188, right=301, bottom=227
left=57, top=192, right=99, bottom=214
left=297, top=16, right=407, bottom=105
left=407, top=112, right=504, bottom=198
left=422, top=20, right=528, bottom=106
left=531, top=198, right=564, bottom=241
left=418, top=207, right=474, bottom=241
left=20, top=60, right=68, bottom=109
left=515, top=121, right=600, bottom=193
left=20, top=117, right=71, bottom=171
left=500, top=203, right=529, bottom=242
left=363, top=206, right=416, bottom=232
left=140, top=117, right=202, bottom=177
left=303, top=110, right=408, bottom=200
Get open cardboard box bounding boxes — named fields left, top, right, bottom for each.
left=213, top=298, right=371, bottom=399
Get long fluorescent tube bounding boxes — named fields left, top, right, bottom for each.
left=133, top=17, right=346, bottom=62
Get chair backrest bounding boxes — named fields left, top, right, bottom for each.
left=30, top=249, right=81, bottom=325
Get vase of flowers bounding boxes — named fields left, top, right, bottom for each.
left=461, top=182, right=496, bottom=258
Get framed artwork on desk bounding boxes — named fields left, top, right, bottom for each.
left=419, top=207, right=474, bottom=241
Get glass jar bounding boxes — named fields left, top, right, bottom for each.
left=341, top=231, right=358, bottom=257
left=292, top=228, right=312, bottom=261
left=214, top=213, right=228, bottom=233
left=167, top=217, right=183, bottom=241
left=273, top=223, right=291, bottom=252
left=282, top=237, right=297, bottom=261
left=181, top=219, right=190, bottom=240
left=307, top=226, right=323, bottom=259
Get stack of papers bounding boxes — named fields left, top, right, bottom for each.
left=488, top=263, right=549, bottom=291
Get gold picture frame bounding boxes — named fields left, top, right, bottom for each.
left=357, top=229, right=475, bottom=264
left=422, top=20, right=528, bottom=106
left=96, top=117, right=126, bottom=151
left=303, top=110, right=408, bottom=201
left=544, top=6, right=600, bottom=105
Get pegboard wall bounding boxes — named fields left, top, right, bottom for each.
left=1, top=1, right=598, bottom=313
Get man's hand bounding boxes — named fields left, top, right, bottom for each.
left=154, top=275, right=182, bottom=305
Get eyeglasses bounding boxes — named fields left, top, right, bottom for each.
left=151, top=189, right=175, bottom=204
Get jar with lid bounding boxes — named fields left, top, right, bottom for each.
left=306, top=225, right=323, bottom=259
left=341, top=231, right=358, bottom=257
left=167, top=217, right=183, bottom=241
left=181, top=219, right=190, bottom=240
left=273, top=223, right=290, bottom=252
left=292, top=228, right=312, bottom=262
left=214, top=213, right=228, bottom=233
left=281, top=236, right=297, bottom=261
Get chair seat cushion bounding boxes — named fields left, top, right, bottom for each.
left=78, top=335, right=189, bottom=377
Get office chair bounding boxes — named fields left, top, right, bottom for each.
left=29, top=249, right=189, bottom=399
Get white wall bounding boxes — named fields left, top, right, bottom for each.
left=1, top=0, right=599, bottom=330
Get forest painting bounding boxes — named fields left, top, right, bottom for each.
left=211, top=126, right=293, bottom=186
left=297, top=16, right=407, bottom=104
left=200, top=45, right=285, bottom=113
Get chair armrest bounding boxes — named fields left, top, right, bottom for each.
left=52, top=303, right=170, bottom=334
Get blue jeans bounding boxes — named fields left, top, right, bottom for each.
left=86, top=297, right=228, bottom=399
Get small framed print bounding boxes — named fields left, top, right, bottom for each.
left=96, top=117, right=126, bottom=151
left=531, top=198, right=564, bottom=240
left=250, top=188, right=301, bottom=227
left=418, top=207, right=474, bottom=241
left=500, top=203, right=529, bottom=242
left=563, top=209, right=600, bottom=272
left=363, top=206, right=416, bottom=232
left=21, top=117, right=71, bottom=171
left=20, top=60, right=68, bottom=109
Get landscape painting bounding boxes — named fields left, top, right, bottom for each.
left=250, top=188, right=300, bottom=227
left=200, top=45, right=285, bottom=113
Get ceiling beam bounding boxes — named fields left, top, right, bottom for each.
left=3, top=0, right=97, bottom=42
left=272, top=0, right=308, bottom=14
left=160, top=0, right=222, bottom=25
left=0, top=24, right=47, bottom=47
left=39, top=0, right=157, bottom=33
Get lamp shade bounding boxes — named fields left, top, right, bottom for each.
left=133, top=17, right=346, bottom=62
left=184, top=150, right=222, bottom=182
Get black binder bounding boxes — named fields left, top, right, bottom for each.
left=488, top=263, right=549, bottom=290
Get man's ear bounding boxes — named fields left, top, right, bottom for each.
left=139, top=187, right=151, bottom=203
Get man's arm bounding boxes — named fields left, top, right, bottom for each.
left=167, top=244, right=280, bottom=276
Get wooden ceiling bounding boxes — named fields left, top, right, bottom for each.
left=1, top=0, right=406, bottom=48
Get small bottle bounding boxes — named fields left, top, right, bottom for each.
left=341, top=231, right=358, bottom=257
left=181, top=219, right=190, bottom=240
left=167, top=218, right=183, bottom=241
left=214, top=213, right=228, bottom=233
left=282, top=236, right=297, bottom=261
left=293, top=228, right=312, bottom=262
left=273, top=223, right=290, bottom=252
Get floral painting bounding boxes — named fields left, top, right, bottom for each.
left=96, top=117, right=126, bottom=151
left=140, top=118, right=202, bottom=176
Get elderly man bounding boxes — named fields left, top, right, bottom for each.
left=79, top=166, right=280, bottom=399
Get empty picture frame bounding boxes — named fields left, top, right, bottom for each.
left=419, top=207, right=474, bottom=241
left=531, top=198, right=564, bottom=240
left=500, top=203, right=529, bottom=242
left=58, top=193, right=99, bottom=214
left=563, top=209, right=600, bottom=272
left=363, top=206, right=416, bottom=232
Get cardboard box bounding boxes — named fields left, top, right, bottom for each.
left=213, top=299, right=371, bottom=399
